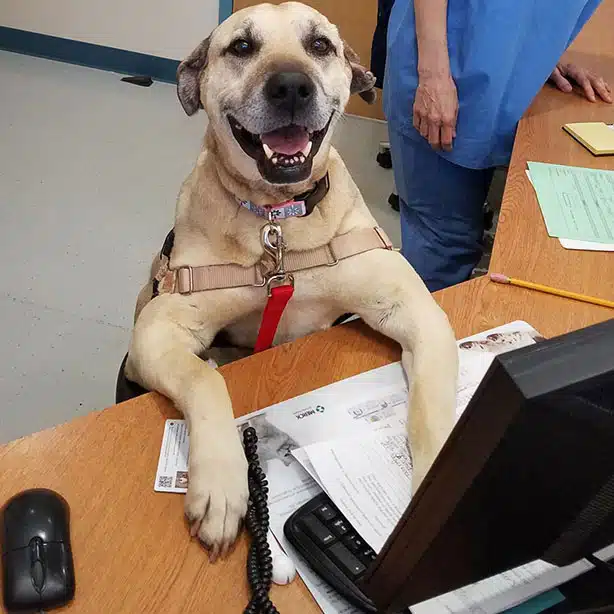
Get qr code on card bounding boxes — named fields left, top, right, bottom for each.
left=157, top=475, right=173, bottom=489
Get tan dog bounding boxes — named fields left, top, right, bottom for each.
left=126, top=1, right=458, bottom=560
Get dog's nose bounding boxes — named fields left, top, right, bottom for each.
left=265, top=72, right=315, bottom=113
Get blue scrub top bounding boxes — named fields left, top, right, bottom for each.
left=384, top=0, right=602, bottom=169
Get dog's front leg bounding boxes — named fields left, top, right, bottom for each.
left=126, top=299, right=248, bottom=560
left=339, top=253, right=459, bottom=493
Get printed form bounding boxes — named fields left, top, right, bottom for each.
left=526, top=168, right=614, bottom=252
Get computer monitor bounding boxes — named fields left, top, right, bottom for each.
left=360, top=318, right=614, bottom=613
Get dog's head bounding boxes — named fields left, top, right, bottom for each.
left=177, top=2, right=376, bottom=187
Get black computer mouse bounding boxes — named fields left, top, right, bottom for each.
left=1, top=489, right=75, bottom=612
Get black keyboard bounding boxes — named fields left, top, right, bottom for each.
left=284, top=493, right=378, bottom=612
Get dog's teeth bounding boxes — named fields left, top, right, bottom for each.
left=272, top=157, right=279, bottom=165
left=298, top=154, right=306, bottom=164
left=263, top=144, right=274, bottom=159
left=302, top=141, right=313, bottom=157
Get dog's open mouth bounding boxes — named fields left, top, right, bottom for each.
left=229, top=116, right=332, bottom=184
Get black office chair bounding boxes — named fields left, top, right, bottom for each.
left=116, top=354, right=148, bottom=403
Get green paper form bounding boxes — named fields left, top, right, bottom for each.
left=527, top=162, right=614, bottom=244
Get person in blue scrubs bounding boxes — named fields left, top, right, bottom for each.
left=384, top=0, right=612, bottom=292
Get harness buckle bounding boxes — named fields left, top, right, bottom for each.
left=176, top=266, right=194, bottom=295
left=326, top=242, right=339, bottom=267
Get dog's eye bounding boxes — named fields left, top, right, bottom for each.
left=230, top=39, right=254, bottom=57
left=311, top=37, right=333, bottom=56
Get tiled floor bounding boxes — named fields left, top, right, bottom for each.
left=0, top=51, right=398, bottom=442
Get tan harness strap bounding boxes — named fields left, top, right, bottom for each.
left=284, top=227, right=392, bottom=270
left=177, top=263, right=264, bottom=294
left=160, top=226, right=393, bottom=295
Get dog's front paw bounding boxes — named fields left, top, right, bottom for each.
left=185, top=436, right=249, bottom=561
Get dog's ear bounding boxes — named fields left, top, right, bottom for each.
left=176, top=37, right=211, bottom=116
left=343, top=41, right=377, bottom=104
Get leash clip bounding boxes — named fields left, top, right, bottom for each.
left=265, top=272, right=295, bottom=297
left=261, top=213, right=293, bottom=294
left=262, top=222, right=285, bottom=274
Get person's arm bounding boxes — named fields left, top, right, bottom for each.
left=415, top=0, right=449, bottom=78
left=413, top=0, right=458, bottom=151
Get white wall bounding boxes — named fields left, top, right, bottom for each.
left=0, top=0, right=219, bottom=60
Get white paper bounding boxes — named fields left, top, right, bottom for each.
left=155, top=321, right=612, bottom=614
left=299, top=427, right=614, bottom=614
left=154, top=419, right=189, bottom=493
left=291, top=447, right=325, bottom=490
left=526, top=169, right=614, bottom=251
left=233, top=374, right=411, bottom=613
left=558, top=237, right=614, bottom=251
left=304, top=428, right=412, bottom=553
left=412, top=543, right=614, bottom=614
left=455, top=322, right=543, bottom=417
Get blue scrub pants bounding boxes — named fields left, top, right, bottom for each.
left=389, top=129, right=495, bottom=292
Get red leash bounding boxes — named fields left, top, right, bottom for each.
left=254, top=284, right=295, bottom=353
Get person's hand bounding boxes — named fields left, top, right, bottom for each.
left=413, top=73, right=459, bottom=151
left=549, top=63, right=612, bottom=103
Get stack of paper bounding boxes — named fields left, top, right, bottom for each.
left=154, top=321, right=614, bottom=614
left=526, top=162, right=614, bottom=251
left=563, top=122, right=614, bottom=156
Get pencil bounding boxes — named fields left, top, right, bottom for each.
left=490, top=273, right=614, bottom=309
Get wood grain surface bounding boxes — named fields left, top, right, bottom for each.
left=0, top=277, right=610, bottom=613
left=0, top=282, right=477, bottom=614
left=490, top=0, right=614, bottom=303
left=0, top=319, right=402, bottom=614
left=232, top=0, right=385, bottom=120
left=2, top=3, right=614, bottom=612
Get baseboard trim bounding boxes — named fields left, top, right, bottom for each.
left=345, top=112, right=387, bottom=125
left=0, top=26, right=180, bottom=83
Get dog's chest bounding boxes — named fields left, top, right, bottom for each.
left=224, top=290, right=344, bottom=348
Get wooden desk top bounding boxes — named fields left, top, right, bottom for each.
left=1, top=4, right=613, bottom=612
left=490, top=0, right=614, bottom=305
left=0, top=277, right=609, bottom=614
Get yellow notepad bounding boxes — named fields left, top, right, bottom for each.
left=563, top=122, right=614, bottom=155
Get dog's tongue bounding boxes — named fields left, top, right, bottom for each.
left=261, top=125, right=310, bottom=156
